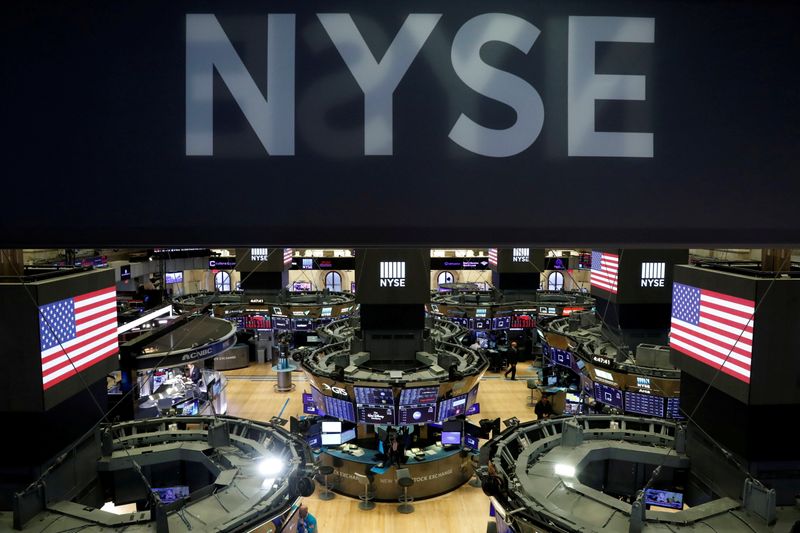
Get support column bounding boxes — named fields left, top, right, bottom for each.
left=762, top=249, right=791, bottom=272
left=0, top=249, right=23, bottom=276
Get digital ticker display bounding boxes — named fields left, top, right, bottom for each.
left=354, top=387, right=394, bottom=406
left=624, top=391, right=665, bottom=418
left=437, top=394, right=468, bottom=421
left=323, top=396, right=356, bottom=423
left=666, top=397, right=683, bottom=419
left=399, top=387, right=438, bottom=406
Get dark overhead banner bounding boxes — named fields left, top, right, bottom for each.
left=3, top=0, right=799, bottom=247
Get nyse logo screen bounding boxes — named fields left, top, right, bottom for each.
left=512, top=248, right=530, bottom=263
left=379, top=261, right=406, bottom=287
left=251, top=248, right=269, bottom=262
left=641, top=262, right=665, bottom=287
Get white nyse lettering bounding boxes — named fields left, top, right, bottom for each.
left=568, top=16, right=654, bottom=158
left=185, top=14, right=295, bottom=156
left=318, top=13, right=441, bottom=156
left=449, top=14, right=544, bottom=157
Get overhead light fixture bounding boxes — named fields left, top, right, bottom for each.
left=257, top=456, right=285, bottom=477
left=554, top=463, right=576, bottom=477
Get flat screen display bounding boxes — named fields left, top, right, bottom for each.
left=437, top=394, right=467, bottom=421
left=120, top=264, right=131, bottom=280
left=310, top=386, right=326, bottom=416
left=666, top=397, right=683, bottom=419
left=466, top=402, right=480, bottom=415
left=398, top=404, right=436, bottom=425
left=354, top=387, right=394, bottom=406
left=492, top=316, right=511, bottom=330
left=474, top=318, right=491, bottom=330
left=593, top=382, right=623, bottom=410
left=442, top=432, right=462, bottom=445
left=464, top=434, right=480, bottom=450
left=273, top=317, right=290, bottom=329
left=306, top=434, right=321, bottom=448
left=341, top=428, right=357, bottom=443
left=322, top=421, right=342, bottom=433
left=624, top=391, right=665, bottom=417
left=321, top=307, right=332, bottom=317
left=553, top=348, right=572, bottom=368
left=165, top=271, right=183, bottom=284
left=321, top=433, right=342, bottom=446
left=357, top=404, right=395, bottom=425
left=322, top=396, right=356, bottom=423
left=399, top=386, right=438, bottom=406
left=152, top=486, right=189, bottom=503
left=476, top=308, right=487, bottom=318
left=644, top=489, right=684, bottom=510
left=292, top=281, right=312, bottom=291
left=467, top=384, right=479, bottom=409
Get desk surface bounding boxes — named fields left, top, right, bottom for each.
left=322, top=442, right=463, bottom=465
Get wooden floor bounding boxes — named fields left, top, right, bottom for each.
left=222, top=363, right=542, bottom=533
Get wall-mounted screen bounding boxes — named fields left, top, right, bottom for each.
left=437, top=394, right=468, bottom=421
left=399, top=386, right=438, bottom=406
left=593, top=382, right=623, bottom=410
left=165, top=271, right=183, bottom=284
left=624, top=391, right=665, bottom=418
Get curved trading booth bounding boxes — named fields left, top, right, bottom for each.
left=117, top=314, right=237, bottom=419
left=477, top=415, right=799, bottom=532
left=537, top=311, right=681, bottom=419
left=429, top=288, right=594, bottom=370
left=298, top=318, right=488, bottom=501
left=8, top=416, right=316, bottom=532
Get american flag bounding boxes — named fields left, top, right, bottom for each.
left=283, top=248, right=293, bottom=266
left=669, top=282, right=753, bottom=383
left=39, top=287, right=118, bottom=390
left=488, top=249, right=498, bottom=267
left=591, top=251, right=619, bottom=294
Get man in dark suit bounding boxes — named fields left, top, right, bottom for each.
left=504, top=341, right=519, bottom=380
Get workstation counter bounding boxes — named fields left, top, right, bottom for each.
left=317, top=442, right=475, bottom=501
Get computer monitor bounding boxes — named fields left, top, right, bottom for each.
left=441, top=431, right=462, bottom=445
left=442, top=419, right=463, bottom=445
left=152, top=486, right=190, bottom=503
left=341, top=428, right=357, bottom=443
left=321, top=433, right=342, bottom=446
left=322, top=421, right=342, bottom=433
left=437, top=394, right=468, bottom=421
left=466, top=402, right=480, bottom=415
left=644, top=489, right=683, bottom=510
left=464, top=434, right=480, bottom=450
left=546, top=375, right=558, bottom=386
left=306, top=434, right=321, bottom=449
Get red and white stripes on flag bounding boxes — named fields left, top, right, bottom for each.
left=38, top=287, right=119, bottom=390
left=669, top=282, right=754, bottom=383
left=591, top=251, right=619, bottom=294
left=283, top=248, right=293, bottom=266
left=488, top=249, right=498, bottom=267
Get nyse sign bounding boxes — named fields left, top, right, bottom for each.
left=186, top=14, right=653, bottom=158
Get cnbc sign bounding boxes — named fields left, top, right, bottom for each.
left=186, top=14, right=654, bottom=159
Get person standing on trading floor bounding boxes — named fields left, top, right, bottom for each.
left=298, top=505, right=318, bottom=533
left=504, top=341, right=519, bottom=380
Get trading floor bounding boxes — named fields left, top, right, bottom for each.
left=223, top=363, right=542, bottom=533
